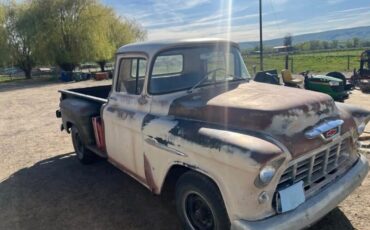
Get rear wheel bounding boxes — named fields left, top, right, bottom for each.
left=71, top=126, right=96, bottom=164
left=175, top=171, right=230, bottom=230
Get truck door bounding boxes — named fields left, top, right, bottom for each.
left=103, top=54, right=150, bottom=180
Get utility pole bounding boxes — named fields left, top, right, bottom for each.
left=259, top=0, right=263, bottom=71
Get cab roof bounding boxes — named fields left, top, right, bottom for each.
left=116, top=38, right=240, bottom=57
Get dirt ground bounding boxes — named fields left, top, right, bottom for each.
left=0, top=78, right=369, bottom=230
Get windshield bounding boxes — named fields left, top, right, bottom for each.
left=149, top=46, right=250, bottom=94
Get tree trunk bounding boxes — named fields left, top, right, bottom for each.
left=59, top=63, right=75, bottom=72
left=97, top=61, right=106, bottom=72
left=24, top=68, right=32, bottom=79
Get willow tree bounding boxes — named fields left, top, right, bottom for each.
left=0, top=4, right=9, bottom=67
left=84, top=4, right=147, bottom=71
left=31, top=0, right=146, bottom=72
left=1, top=2, right=39, bottom=78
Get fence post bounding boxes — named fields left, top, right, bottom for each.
left=347, top=55, right=350, bottom=70
left=291, top=58, right=294, bottom=73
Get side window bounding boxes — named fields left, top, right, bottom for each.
left=131, top=59, right=147, bottom=78
left=116, top=58, right=147, bottom=94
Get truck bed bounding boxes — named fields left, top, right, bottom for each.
left=59, top=85, right=111, bottom=103
left=58, top=84, right=111, bottom=157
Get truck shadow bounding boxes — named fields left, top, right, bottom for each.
left=0, top=153, right=354, bottom=230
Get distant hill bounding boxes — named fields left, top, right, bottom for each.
left=239, top=26, right=370, bottom=49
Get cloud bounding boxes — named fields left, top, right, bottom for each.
left=334, top=6, right=370, bottom=13
left=326, top=0, right=346, bottom=5
left=271, top=0, right=290, bottom=5
left=182, top=0, right=211, bottom=9
left=103, top=0, right=370, bottom=42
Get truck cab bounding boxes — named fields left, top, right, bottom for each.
left=57, top=39, right=370, bottom=230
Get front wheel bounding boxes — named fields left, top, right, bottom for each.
left=71, top=126, right=96, bottom=164
left=175, top=171, right=230, bottom=230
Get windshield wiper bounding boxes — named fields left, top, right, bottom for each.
left=187, top=68, right=227, bottom=93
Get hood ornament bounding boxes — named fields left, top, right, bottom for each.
left=305, top=119, right=344, bottom=141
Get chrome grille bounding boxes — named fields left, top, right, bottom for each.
left=277, top=138, right=355, bottom=196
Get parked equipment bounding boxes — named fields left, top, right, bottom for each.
left=281, top=69, right=303, bottom=87
left=254, top=69, right=280, bottom=85
left=350, top=50, right=370, bottom=91
left=300, top=70, right=349, bottom=102
left=254, top=69, right=349, bottom=101
left=326, top=71, right=353, bottom=91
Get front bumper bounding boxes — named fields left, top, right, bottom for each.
left=232, top=154, right=369, bottom=230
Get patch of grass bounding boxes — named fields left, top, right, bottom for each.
left=0, top=75, right=26, bottom=83
left=0, top=74, right=58, bottom=84
left=245, top=49, right=364, bottom=74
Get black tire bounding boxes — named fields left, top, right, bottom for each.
left=175, top=171, right=230, bottom=230
left=71, top=126, right=96, bottom=164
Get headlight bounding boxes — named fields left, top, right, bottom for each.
left=329, top=81, right=340, bottom=86
left=259, top=166, right=276, bottom=185
left=357, top=121, right=366, bottom=135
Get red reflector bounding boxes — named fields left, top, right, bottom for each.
left=92, top=117, right=106, bottom=152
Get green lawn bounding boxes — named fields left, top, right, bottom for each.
left=245, top=49, right=364, bottom=74
left=0, top=75, right=26, bottom=83
left=0, top=74, right=58, bottom=84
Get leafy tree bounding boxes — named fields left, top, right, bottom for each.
left=0, top=4, right=9, bottom=67
left=31, top=0, right=146, bottom=72
left=84, top=5, right=146, bottom=71
left=309, top=40, right=322, bottom=50
left=353, top=37, right=360, bottom=48
left=330, top=40, right=338, bottom=49
left=362, top=40, right=370, bottom=47
left=322, top=41, right=330, bottom=50
left=345, top=39, right=353, bottom=48
left=2, top=2, right=38, bottom=78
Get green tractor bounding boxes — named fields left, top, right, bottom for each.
left=300, top=70, right=351, bottom=102
left=254, top=69, right=351, bottom=102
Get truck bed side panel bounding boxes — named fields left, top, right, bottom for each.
left=60, top=98, right=101, bottom=145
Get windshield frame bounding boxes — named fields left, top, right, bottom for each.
left=147, top=44, right=250, bottom=95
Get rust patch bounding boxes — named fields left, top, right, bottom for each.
left=142, top=114, right=157, bottom=130
left=167, top=82, right=356, bottom=159
left=107, top=106, right=135, bottom=120
left=154, top=137, right=174, bottom=146
left=168, top=119, right=281, bottom=163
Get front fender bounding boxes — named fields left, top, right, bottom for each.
left=335, top=102, right=370, bottom=135
left=142, top=115, right=290, bottom=221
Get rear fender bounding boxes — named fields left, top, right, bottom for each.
left=60, top=98, right=101, bottom=145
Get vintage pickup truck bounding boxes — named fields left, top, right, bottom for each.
left=56, top=39, right=370, bottom=230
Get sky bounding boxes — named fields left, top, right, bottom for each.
left=102, top=0, right=370, bottom=42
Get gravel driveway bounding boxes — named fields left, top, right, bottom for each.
left=0, top=78, right=369, bottom=230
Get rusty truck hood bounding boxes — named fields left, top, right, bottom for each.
left=168, top=81, right=353, bottom=158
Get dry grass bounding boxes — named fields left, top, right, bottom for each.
left=0, top=78, right=369, bottom=230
